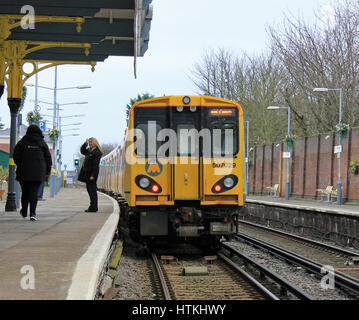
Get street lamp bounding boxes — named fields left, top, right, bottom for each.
left=27, top=66, right=91, bottom=171
left=46, top=101, right=88, bottom=110
left=62, top=128, right=80, bottom=131
left=244, top=121, right=249, bottom=197
left=32, top=100, right=88, bottom=109
left=26, top=83, right=91, bottom=90
left=267, top=105, right=291, bottom=200
left=61, top=122, right=82, bottom=127
left=61, top=114, right=85, bottom=118
left=313, top=87, right=343, bottom=205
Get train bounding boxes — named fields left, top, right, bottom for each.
left=98, top=95, right=245, bottom=246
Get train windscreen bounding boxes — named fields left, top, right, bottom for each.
left=133, top=106, right=239, bottom=157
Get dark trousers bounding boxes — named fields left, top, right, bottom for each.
left=38, top=181, right=45, bottom=199
left=86, top=181, right=98, bottom=210
left=20, top=181, right=41, bottom=216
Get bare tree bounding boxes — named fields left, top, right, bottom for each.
left=191, top=48, right=288, bottom=146
left=101, top=142, right=118, bottom=156
left=268, top=0, right=359, bottom=135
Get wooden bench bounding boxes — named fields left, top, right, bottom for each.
left=316, top=186, right=333, bottom=202
left=266, top=184, right=279, bottom=197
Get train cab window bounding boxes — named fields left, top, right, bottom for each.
left=177, top=124, right=197, bottom=156
left=135, top=122, right=162, bottom=157
left=210, top=121, right=238, bottom=156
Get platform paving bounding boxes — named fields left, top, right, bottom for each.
left=0, top=186, right=118, bottom=300
left=246, top=195, right=359, bottom=217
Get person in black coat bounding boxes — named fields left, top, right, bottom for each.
left=13, top=124, right=52, bottom=221
left=78, top=137, right=103, bottom=212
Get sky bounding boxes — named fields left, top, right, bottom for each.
left=0, top=0, right=334, bottom=171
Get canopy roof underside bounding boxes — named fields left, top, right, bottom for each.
left=0, top=0, right=153, bottom=61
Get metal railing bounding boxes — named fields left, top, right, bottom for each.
left=49, top=168, right=62, bottom=198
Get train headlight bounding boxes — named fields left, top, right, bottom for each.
left=211, top=175, right=238, bottom=193
left=190, top=105, right=197, bottom=112
left=177, top=105, right=184, bottom=112
left=223, top=177, right=234, bottom=188
left=139, top=177, right=150, bottom=189
left=135, top=175, right=163, bottom=193
left=182, top=96, right=191, bottom=104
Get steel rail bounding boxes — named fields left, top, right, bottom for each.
left=220, top=243, right=314, bottom=300
left=217, top=252, right=280, bottom=300
left=238, top=220, right=359, bottom=257
left=151, top=253, right=172, bottom=300
left=235, top=233, right=359, bottom=297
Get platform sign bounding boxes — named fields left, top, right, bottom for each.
left=282, top=152, right=291, bottom=159
left=66, top=177, right=74, bottom=184
left=334, top=145, right=342, bottom=154
left=39, top=120, right=46, bottom=132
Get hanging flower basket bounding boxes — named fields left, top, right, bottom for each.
left=48, top=129, right=59, bottom=143
left=349, top=160, right=359, bottom=175
left=27, top=110, right=41, bottom=125
left=284, top=134, right=296, bottom=151
left=335, top=123, right=349, bottom=138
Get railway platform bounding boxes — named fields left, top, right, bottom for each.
left=246, top=195, right=359, bottom=217
left=244, top=195, right=359, bottom=249
left=0, top=187, right=119, bottom=300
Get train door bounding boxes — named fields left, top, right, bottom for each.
left=172, top=109, right=201, bottom=200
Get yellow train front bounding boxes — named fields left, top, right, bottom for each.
left=99, top=95, right=245, bottom=244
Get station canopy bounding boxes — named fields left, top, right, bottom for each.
left=0, top=0, right=153, bottom=62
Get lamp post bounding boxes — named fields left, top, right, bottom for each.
left=313, top=87, right=343, bottom=205
left=267, top=106, right=291, bottom=200
left=244, top=120, right=249, bottom=197
left=26, top=67, right=90, bottom=170
left=62, top=134, right=80, bottom=137
left=58, top=115, right=83, bottom=170
left=32, top=100, right=87, bottom=170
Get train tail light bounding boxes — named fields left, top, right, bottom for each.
left=151, top=184, right=160, bottom=193
left=211, top=175, right=238, bottom=193
left=135, top=175, right=162, bottom=193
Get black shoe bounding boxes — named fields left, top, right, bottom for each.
left=20, top=209, right=27, bottom=218
left=30, top=215, right=37, bottom=221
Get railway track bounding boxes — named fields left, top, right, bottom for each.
left=237, top=220, right=359, bottom=297
left=150, top=250, right=310, bottom=300
left=219, top=242, right=314, bottom=300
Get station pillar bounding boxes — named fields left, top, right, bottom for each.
left=5, top=97, right=21, bottom=211
left=0, top=85, right=4, bottom=99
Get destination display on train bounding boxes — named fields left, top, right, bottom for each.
left=209, top=109, right=234, bottom=116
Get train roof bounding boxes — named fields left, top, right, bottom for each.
left=100, top=144, right=121, bottom=162
left=131, top=95, right=243, bottom=115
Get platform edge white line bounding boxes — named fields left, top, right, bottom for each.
left=66, top=193, right=119, bottom=300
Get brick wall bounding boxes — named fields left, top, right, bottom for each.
left=249, top=127, right=359, bottom=201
